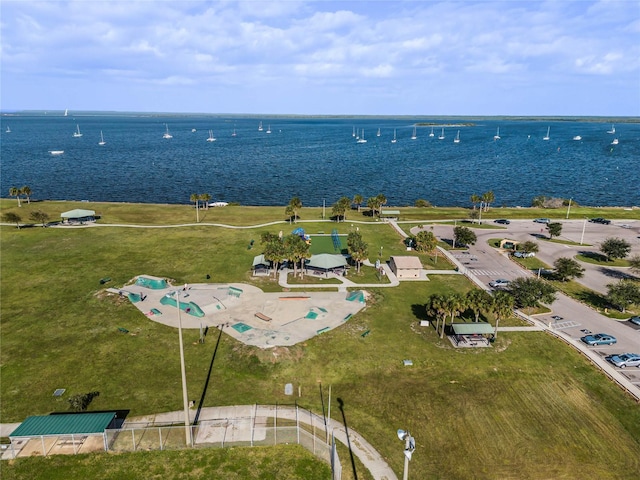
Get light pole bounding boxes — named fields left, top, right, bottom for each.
left=397, top=429, right=415, bottom=480
left=565, top=198, right=572, bottom=219
left=580, top=218, right=587, bottom=245
left=175, top=290, right=192, bottom=446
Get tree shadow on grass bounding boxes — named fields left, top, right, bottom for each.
left=411, top=304, right=429, bottom=321
left=574, top=290, right=611, bottom=311
left=579, top=251, right=609, bottom=262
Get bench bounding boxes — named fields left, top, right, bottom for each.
left=361, top=330, right=371, bottom=338
left=118, top=327, right=129, bottom=334
left=100, top=277, right=111, bottom=285
left=255, top=313, right=271, bottom=322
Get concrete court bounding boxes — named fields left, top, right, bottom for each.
left=111, top=277, right=367, bottom=349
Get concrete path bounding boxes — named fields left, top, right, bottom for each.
left=123, top=405, right=397, bottom=480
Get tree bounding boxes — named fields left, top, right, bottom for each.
left=288, top=196, right=303, bottom=222
left=427, top=294, right=447, bottom=338
left=517, top=241, right=539, bottom=254
left=200, top=193, right=211, bottom=210
left=21, top=186, right=32, bottom=204
left=553, top=257, right=585, bottom=282
left=2, top=212, right=22, bottom=229
left=284, top=234, right=310, bottom=278
left=606, top=280, right=640, bottom=313
left=470, top=194, right=481, bottom=210
left=440, top=293, right=466, bottom=338
left=68, top=391, right=100, bottom=412
left=332, top=196, right=351, bottom=222
left=190, top=193, right=200, bottom=222
left=600, top=237, right=631, bottom=261
left=414, top=230, right=437, bottom=253
left=353, top=194, right=363, bottom=212
left=9, top=187, right=22, bottom=207
left=546, top=222, right=562, bottom=239
left=482, top=191, right=495, bottom=212
left=29, top=210, right=50, bottom=227
left=507, top=277, right=557, bottom=310
left=415, top=199, right=432, bottom=208
left=629, top=255, right=640, bottom=274
left=466, top=289, right=493, bottom=323
left=366, top=196, right=381, bottom=217
left=453, top=226, right=477, bottom=247
left=492, top=291, right=514, bottom=338
left=376, top=193, right=387, bottom=210
left=347, top=231, right=368, bottom=273
left=263, top=237, right=287, bottom=278
left=284, top=205, right=295, bottom=223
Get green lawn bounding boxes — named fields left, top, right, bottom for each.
left=2, top=202, right=640, bottom=479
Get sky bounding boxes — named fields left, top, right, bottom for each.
left=1, top=0, right=639, bottom=116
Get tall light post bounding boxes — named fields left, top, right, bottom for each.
left=397, top=429, right=415, bottom=480
left=580, top=218, right=587, bottom=245
left=565, top=198, right=572, bottom=219
left=175, top=290, right=192, bottom=446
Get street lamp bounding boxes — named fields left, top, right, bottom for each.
left=397, top=429, right=415, bottom=480
left=175, top=290, right=192, bottom=446
left=580, top=218, right=587, bottom=245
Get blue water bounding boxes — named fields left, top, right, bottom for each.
left=1, top=114, right=639, bottom=207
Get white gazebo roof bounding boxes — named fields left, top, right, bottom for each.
left=61, top=209, right=96, bottom=218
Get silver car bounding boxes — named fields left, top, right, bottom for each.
left=605, top=353, right=640, bottom=368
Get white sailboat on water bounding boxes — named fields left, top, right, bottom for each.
left=391, top=128, right=397, bottom=143
left=377, top=128, right=381, bottom=137
left=258, top=121, right=263, bottom=132
left=64, top=109, right=68, bottom=117
left=429, top=127, right=434, bottom=137
left=356, top=129, right=367, bottom=143
left=454, top=130, right=460, bottom=143
left=493, top=127, right=500, bottom=140
left=607, top=124, right=615, bottom=134
left=352, top=126, right=356, bottom=137
left=163, top=124, right=173, bottom=139
left=207, top=129, right=216, bottom=142
left=411, top=126, right=417, bottom=140
left=231, top=128, right=237, bottom=137
left=73, top=125, right=83, bottom=137
left=438, top=128, right=445, bottom=140
left=266, top=125, right=272, bottom=134
left=543, top=126, right=550, bottom=141
left=611, top=138, right=619, bottom=145
left=5, top=126, right=11, bottom=133
left=98, top=130, right=106, bottom=146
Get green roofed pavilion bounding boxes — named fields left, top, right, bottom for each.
left=451, top=323, right=495, bottom=335
left=10, top=412, right=116, bottom=438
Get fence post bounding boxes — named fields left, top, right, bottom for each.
left=296, top=404, right=300, bottom=445
left=159, top=427, right=163, bottom=451
left=72, top=434, right=77, bottom=455
left=132, top=429, right=136, bottom=451
left=41, top=436, right=46, bottom=457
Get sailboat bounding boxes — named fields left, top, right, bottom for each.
left=438, top=128, right=445, bottom=140
left=231, top=128, right=237, bottom=137
left=266, top=125, right=272, bottom=134
left=207, top=130, right=216, bottom=142
left=429, top=127, right=434, bottom=137
left=352, top=126, right=356, bottom=137
left=64, top=109, right=68, bottom=117
left=98, top=131, right=106, bottom=146
left=454, top=130, right=460, bottom=143
left=611, top=138, right=619, bottom=145
left=391, top=129, right=397, bottom=143
left=573, top=135, right=582, bottom=141
left=411, top=126, right=417, bottom=140
left=543, top=126, right=550, bottom=141
left=493, top=127, right=500, bottom=140
left=377, top=128, right=381, bottom=137
left=607, top=124, right=615, bottom=134
left=73, top=125, right=83, bottom=137
left=163, top=124, right=173, bottom=139
left=356, top=129, right=367, bottom=143
left=5, top=126, right=10, bottom=133
left=258, top=121, right=263, bottom=132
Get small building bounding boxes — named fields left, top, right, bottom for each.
left=389, top=256, right=422, bottom=279
left=499, top=239, right=520, bottom=250
left=61, top=209, right=96, bottom=224
left=380, top=209, right=400, bottom=220
left=9, top=412, right=117, bottom=457
left=252, top=254, right=271, bottom=276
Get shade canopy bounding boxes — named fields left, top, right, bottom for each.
left=306, top=254, right=348, bottom=270
left=451, top=323, right=495, bottom=335
left=10, top=412, right=116, bottom=437
left=252, top=254, right=270, bottom=267
left=61, top=209, right=96, bottom=219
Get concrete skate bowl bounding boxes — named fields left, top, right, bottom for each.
left=160, top=295, right=205, bottom=317
left=135, top=276, right=168, bottom=289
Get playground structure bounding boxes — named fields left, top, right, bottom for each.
left=110, top=277, right=367, bottom=348
left=292, top=227, right=312, bottom=245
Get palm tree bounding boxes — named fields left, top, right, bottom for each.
left=190, top=193, right=200, bottom=222
left=289, top=196, right=302, bottom=223
left=470, top=194, right=480, bottom=211
left=492, top=291, right=514, bottom=338
left=482, top=191, right=495, bottom=212
left=427, top=294, right=447, bottom=337
left=264, top=238, right=287, bottom=279
left=466, top=289, right=492, bottom=323
left=9, top=187, right=21, bottom=207
left=353, top=194, right=363, bottom=212
left=441, top=293, right=466, bottom=338
left=200, top=193, right=211, bottom=210
left=347, top=231, right=368, bottom=273
left=21, top=186, right=32, bottom=204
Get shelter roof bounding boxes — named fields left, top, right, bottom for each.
left=10, top=412, right=116, bottom=437
left=391, top=256, right=423, bottom=269
left=306, top=254, right=347, bottom=269
left=60, top=209, right=96, bottom=218
left=451, top=323, right=495, bottom=335
left=380, top=210, right=400, bottom=216
left=252, top=254, right=270, bottom=267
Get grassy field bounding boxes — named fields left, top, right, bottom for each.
left=2, top=202, right=640, bottom=479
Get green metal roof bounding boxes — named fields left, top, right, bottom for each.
left=451, top=323, right=495, bottom=335
left=380, top=210, right=400, bottom=216
left=10, top=412, right=116, bottom=437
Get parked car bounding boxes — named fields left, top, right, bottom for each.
left=629, top=316, right=640, bottom=326
left=620, top=224, right=632, bottom=229
left=605, top=353, right=640, bottom=368
left=533, top=218, right=550, bottom=224
left=513, top=251, right=536, bottom=258
left=489, top=279, right=511, bottom=288
left=551, top=315, right=563, bottom=321
left=588, top=217, right=611, bottom=225
left=580, top=333, right=617, bottom=346
left=494, top=219, right=510, bottom=225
